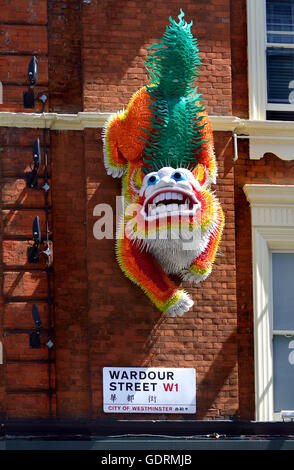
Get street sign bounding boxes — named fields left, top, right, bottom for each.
left=103, top=367, right=196, bottom=413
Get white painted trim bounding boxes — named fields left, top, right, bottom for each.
left=0, top=111, right=242, bottom=132
left=247, top=0, right=267, bottom=121
left=1, top=110, right=294, bottom=161
left=237, top=119, right=294, bottom=136
left=234, top=119, right=294, bottom=161
left=249, top=139, right=294, bottom=161
left=266, top=42, right=294, bottom=48
left=273, top=331, right=294, bottom=336
left=0, top=111, right=111, bottom=130
left=267, top=104, right=294, bottom=111
left=0, top=111, right=294, bottom=136
left=267, top=31, right=294, bottom=36
left=210, top=115, right=242, bottom=131
left=244, top=184, right=294, bottom=421
left=0, top=110, right=294, bottom=162
left=244, top=184, right=294, bottom=206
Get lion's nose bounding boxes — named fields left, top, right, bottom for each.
left=159, top=176, right=174, bottom=184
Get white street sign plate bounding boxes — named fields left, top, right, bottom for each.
left=103, top=367, right=196, bottom=413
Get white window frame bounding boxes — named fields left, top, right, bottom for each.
left=244, top=184, right=294, bottom=421
left=270, top=249, right=294, bottom=420
left=247, top=0, right=294, bottom=120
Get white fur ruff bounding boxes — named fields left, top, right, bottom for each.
left=143, top=227, right=211, bottom=275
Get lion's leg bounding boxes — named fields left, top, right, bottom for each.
left=116, top=236, right=193, bottom=317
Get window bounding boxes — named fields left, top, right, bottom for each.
left=244, top=184, right=294, bottom=421
left=272, top=252, right=294, bottom=418
left=247, top=0, right=294, bottom=121
left=266, top=0, right=294, bottom=120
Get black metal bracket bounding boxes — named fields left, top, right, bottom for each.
left=23, top=57, right=38, bottom=109
left=29, top=304, right=42, bottom=349
left=26, top=138, right=42, bottom=189
left=27, top=244, right=39, bottom=263
left=29, top=330, right=41, bottom=348
left=25, top=169, right=39, bottom=189
left=27, top=216, right=41, bottom=263
left=23, top=87, right=35, bottom=109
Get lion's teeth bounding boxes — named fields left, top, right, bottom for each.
left=166, top=204, right=176, bottom=212
left=155, top=205, right=165, bottom=214
left=148, top=204, right=156, bottom=215
left=148, top=193, right=194, bottom=217
left=152, top=192, right=187, bottom=205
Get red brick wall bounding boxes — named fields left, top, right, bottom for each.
left=0, top=0, right=261, bottom=421
left=81, top=0, right=232, bottom=115
left=0, top=127, right=54, bottom=418
left=50, top=130, right=91, bottom=418
left=0, top=0, right=48, bottom=113
left=47, top=0, right=83, bottom=113
left=83, top=129, right=238, bottom=419
left=0, top=126, right=240, bottom=421
left=0, top=0, right=233, bottom=115
left=230, top=0, right=248, bottom=118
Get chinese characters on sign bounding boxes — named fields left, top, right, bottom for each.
left=103, top=367, right=196, bottom=414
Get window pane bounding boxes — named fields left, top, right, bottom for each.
left=267, top=0, right=294, bottom=40
left=267, top=48, right=294, bottom=104
left=267, top=110, right=294, bottom=120
left=267, top=33, right=294, bottom=45
left=272, top=253, right=294, bottom=330
left=273, top=336, right=294, bottom=412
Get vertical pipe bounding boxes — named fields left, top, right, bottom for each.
left=233, top=133, right=239, bottom=162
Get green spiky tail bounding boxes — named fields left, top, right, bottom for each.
left=141, top=10, right=208, bottom=174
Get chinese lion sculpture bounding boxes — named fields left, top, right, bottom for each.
left=102, top=11, right=224, bottom=317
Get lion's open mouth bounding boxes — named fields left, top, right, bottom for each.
left=143, top=190, right=199, bottom=218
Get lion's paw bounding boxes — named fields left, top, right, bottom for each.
left=166, top=293, right=194, bottom=317
left=180, top=267, right=211, bottom=284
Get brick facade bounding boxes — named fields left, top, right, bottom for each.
left=0, top=0, right=288, bottom=423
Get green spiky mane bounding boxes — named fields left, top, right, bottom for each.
left=141, top=10, right=208, bottom=174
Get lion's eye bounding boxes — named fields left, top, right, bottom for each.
left=147, top=174, right=159, bottom=186
left=171, top=171, right=186, bottom=181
